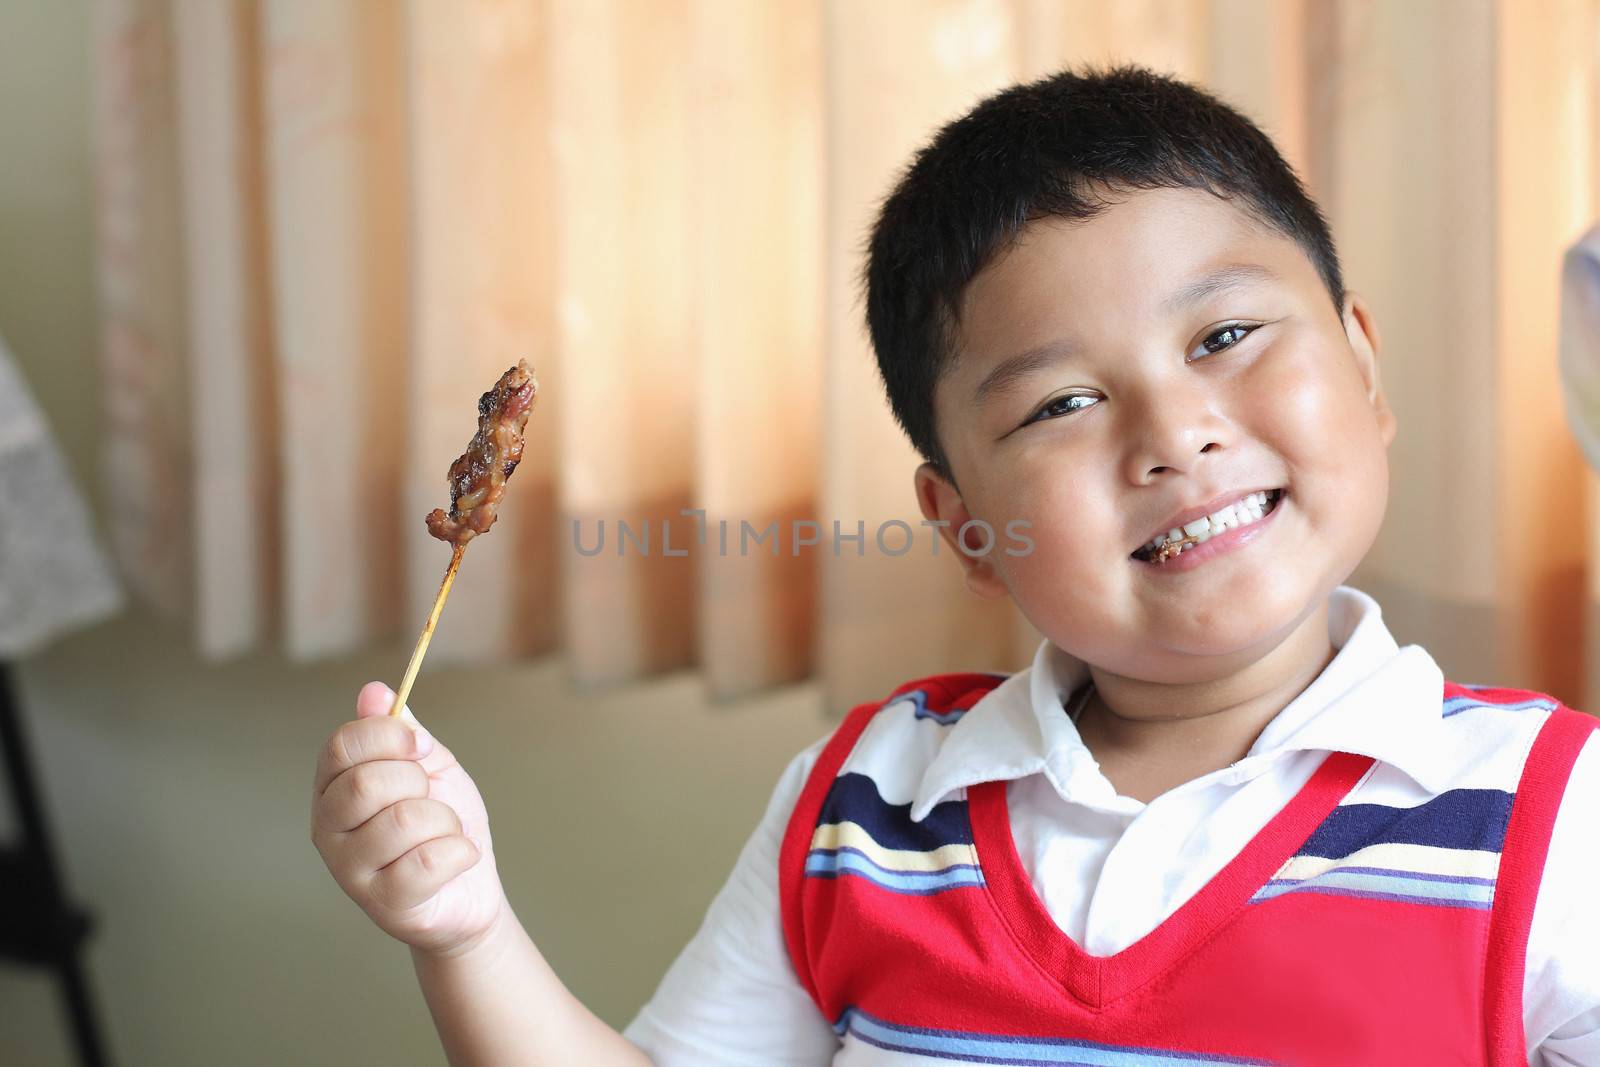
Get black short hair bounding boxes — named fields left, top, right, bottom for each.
left=861, top=62, right=1346, bottom=488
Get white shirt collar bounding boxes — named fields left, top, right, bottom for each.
left=910, top=585, right=1451, bottom=822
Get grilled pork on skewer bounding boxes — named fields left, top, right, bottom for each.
left=390, top=360, right=539, bottom=717
left=425, top=359, right=538, bottom=548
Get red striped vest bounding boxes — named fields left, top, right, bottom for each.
left=778, top=671, right=1597, bottom=1065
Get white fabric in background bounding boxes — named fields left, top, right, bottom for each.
left=0, top=332, right=122, bottom=656
left=1560, top=221, right=1600, bottom=472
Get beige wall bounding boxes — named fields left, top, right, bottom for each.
left=0, top=5, right=832, bottom=1063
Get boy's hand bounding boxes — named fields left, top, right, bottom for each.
left=311, top=682, right=507, bottom=958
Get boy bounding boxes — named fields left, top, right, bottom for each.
left=310, top=64, right=1600, bottom=1064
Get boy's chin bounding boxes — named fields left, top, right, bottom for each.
left=1099, top=634, right=1303, bottom=685
left=1133, top=599, right=1322, bottom=669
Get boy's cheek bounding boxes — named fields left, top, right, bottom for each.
left=1277, top=341, right=1382, bottom=436
left=1004, top=531, right=1120, bottom=609
left=1261, top=360, right=1336, bottom=431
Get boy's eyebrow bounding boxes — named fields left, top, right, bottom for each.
left=1159, top=262, right=1281, bottom=315
left=971, top=262, right=1282, bottom=409
left=972, top=343, right=1076, bottom=409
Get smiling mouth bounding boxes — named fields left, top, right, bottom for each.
left=1131, top=489, right=1286, bottom=564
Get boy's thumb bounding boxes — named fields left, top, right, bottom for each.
left=355, top=681, right=423, bottom=726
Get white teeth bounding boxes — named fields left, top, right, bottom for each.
left=1142, top=490, right=1279, bottom=557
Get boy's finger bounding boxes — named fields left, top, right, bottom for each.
left=368, top=835, right=482, bottom=913
left=355, top=680, right=429, bottom=736
left=345, top=796, right=464, bottom=873
left=315, top=759, right=431, bottom=833
left=313, top=717, right=432, bottom=796
left=356, top=680, right=403, bottom=720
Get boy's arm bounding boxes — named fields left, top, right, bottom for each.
left=1524, top=731, right=1600, bottom=1066
left=410, top=905, right=652, bottom=1067
left=311, top=684, right=651, bottom=1066
left=621, top=735, right=841, bottom=1065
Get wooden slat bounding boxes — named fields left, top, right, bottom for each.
left=261, top=0, right=407, bottom=657
left=403, top=0, right=558, bottom=666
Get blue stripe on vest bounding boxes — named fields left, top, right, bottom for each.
left=805, top=848, right=985, bottom=893
left=1253, top=867, right=1496, bottom=909
left=890, top=687, right=970, bottom=726
left=1442, top=694, right=1555, bottom=717
left=1296, top=789, right=1514, bottom=857
left=817, top=772, right=974, bottom=851
left=830, top=1006, right=1278, bottom=1065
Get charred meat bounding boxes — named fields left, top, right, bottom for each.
left=425, top=360, right=538, bottom=547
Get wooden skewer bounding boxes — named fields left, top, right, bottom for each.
left=389, top=543, right=467, bottom=717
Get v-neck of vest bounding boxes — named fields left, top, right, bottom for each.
left=965, top=749, right=1376, bottom=1010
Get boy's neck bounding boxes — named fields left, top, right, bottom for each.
left=1072, top=599, right=1337, bottom=802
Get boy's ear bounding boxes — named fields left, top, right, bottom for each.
left=913, top=462, right=1010, bottom=600
left=1343, top=291, right=1397, bottom=448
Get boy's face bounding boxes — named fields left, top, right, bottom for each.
left=917, top=185, right=1395, bottom=684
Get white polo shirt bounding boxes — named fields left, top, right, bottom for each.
left=621, top=585, right=1600, bottom=1065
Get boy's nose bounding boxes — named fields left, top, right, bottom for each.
left=1121, top=385, right=1231, bottom=484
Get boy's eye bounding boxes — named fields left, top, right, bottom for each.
left=1192, top=321, right=1260, bottom=360
left=1020, top=322, right=1262, bottom=427
left=1026, top=393, right=1099, bottom=424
